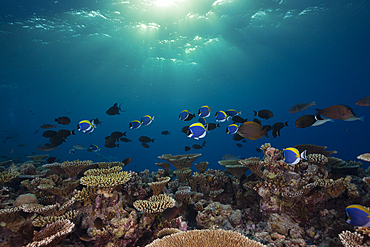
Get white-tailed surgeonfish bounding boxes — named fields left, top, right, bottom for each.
left=283, top=147, right=306, bottom=165
left=198, top=105, right=211, bottom=118
left=345, top=204, right=370, bottom=227
left=187, top=122, right=207, bottom=140
left=215, top=110, right=228, bottom=123
left=129, top=120, right=141, bottom=129
left=141, top=115, right=154, bottom=126
left=226, top=124, right=239, bottom=134
left=77, top=120, right=95, bottom=134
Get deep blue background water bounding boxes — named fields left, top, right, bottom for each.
left=1, top=0, right=369, bottom=172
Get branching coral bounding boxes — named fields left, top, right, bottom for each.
left=0, top=169, right=20, bottom=186
left=339, top=230, right=363, bottom=247
left=173, top=168, right=191, bottom=183
left=218, top=160, right=249, bottom=181
left=133, top=194, right=175, bottom=214
left=32, top=210, right=78, bottom=227
left=194, top=162, right=209, bottom=173
left=145, top=229, right=266, bottom=247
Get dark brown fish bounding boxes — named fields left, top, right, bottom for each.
left=237, top=121, right=269, bottom=140
left=161, top=131, right=170, bottom=135
left=49, top=136, right=65, bottom=146
left=138, top=136, right=154, bottom=143
left=105, top=136, right=117, bottom=144
left=192, top=144, right=202, bottom=149
left=104, top=142, right=119, bottom=148
left=295, top=115, right=317, bottom=128
left=289, top=101, right=316, bottom=113
left=46, top=157, right=57, bottom=163
left=254, top=110, right=273, bottom=120
left=141, top=142, right=149, bottom=148
left=37, top=143, right=57, bottom=151
left=122, top=157, right=131, bottom=166
left=232, top=133, right=244, bottom=141
left=271, top=121, right=288, bottom=138
left=55, top=116, right=71, bottom=125
left=40, top=124, right=57, bottom=129
left=94, top=218, right=105, bottom=230
left=119, top=137, right=132, bottom=143
left=181, top=126, right=189, bottom=134
left=162, top=207, right=182, bottom=221
left=184, top=146, right=191, bottom=152
left=206, top=123, right=220, bottom=131
left=232, top=116, right=247, bottom=124
left=356, top=96, right=370, bottom=106
left=110, top=131, right=125, bottom=139
left=315, top=105, right=354, bottom=120
left=236, top=143, right=243, bottom=148
left=106, top=103, right=124, bottom=116
left=57, top=129, right=75, bottom=138
left=253, top=118, right=261, bottom=125
left=42, top=130, right=58, bottom=138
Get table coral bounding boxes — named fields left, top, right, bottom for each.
left=158, top=153, right=201, bottom=170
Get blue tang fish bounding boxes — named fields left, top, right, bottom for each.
left=283, top=147, right=307, bottom=165
left=141, top=115, right=154, bottom=126
left=77, top=120, right=95, bottom=134
left=346, top=205, right=370, bottom=227
left=226, top=109, right=241, bottom=117
left=198, top=105, right=211, bottom=118
left=226, top=124, right=239, bottom=134
left=129, top=120, right=141, bottom=129
left=87, top=145, right=100, bottom=152
left=187, top=122, right=207, bottom=140
left=215, top=110, right=228, bottom=123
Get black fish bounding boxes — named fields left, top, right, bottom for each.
left=110, top=131, right=125, bottom=139
left=207, top=123, right=220, bottom=131
left=119, top=137, right=132, bottom=143
left=242, top=139, right=246, bottom=143
left=255, top=148, right=262, bottom=153
left=192, top=144, right=203, bottom=149
left=181, top=126, right=189, bottom=134
left=122, top=157, right=132, bottom=166
left=141, top=142, right=149, bottom=148
left=295, top=115, right=317, bottom=128
left=253, top=118, right=261, bottom=125
left=271, top=121, right=288, bottom=138
left=46, top=157, right=57, bottom=163
left=161, top=131, right=170, bottom=135
left=18, top=144, right=27, bottom=147
left=184, top=113, right=196, bottom=121
left=40, top=124, right=57, bottom=129
left=105, top=142, right=119, bottom=148
left=184, top=146, right=191, bottom=152
left=236, top=143, right=243, bottom=148
left=106, top=103, right=125, bottom=116
left=90, top=118, right=102, bottom=126
left=254, top=110, right=273, bottom=120
left=42, top=130, right=58, bottom=138
left=232, top=116, right=247, bottom=124
left=232, top=133, right=244, bottom=141
left=262, top=125, right=272, bottom=132
left=138, top=136, right=154, bottom=143
left=49, top=136, right=65, bottom=146
left=57, top=129, right=75, bottom=138
left=55, top=116, right=71, bottom=125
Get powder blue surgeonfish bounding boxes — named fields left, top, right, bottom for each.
left=198, top=105, right=211, bottom=118
left=77, top=120, right=95, bottom=134
left=283, top=147, right=307, bottom=165
left=187, top=122, right=207, bottom=140
left=226, top=124, right=239, bottom=134
left=215, top=110, right=228, bottom=123
left=179, top=110, right=196, bottom=121
left=226, top=109, right=241, bottom=117
left=345, top=205, right=370, bottom=227
left=129, top=120, right=141, bottom=130
left=141, top=115, right=154, bottom=126
left=87, top=145, right=100, bottom=153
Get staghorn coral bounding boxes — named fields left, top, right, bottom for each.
left=158, top=153, right=201, bottom=170
left=339, top=230, right=363, bottom=247
left=0, top=170, right=20, bottom=186
left=148, top=177, right=170, bottom=196
left=194, top=161, right=209, bottom=173
left=0, top=206, right=22, bottom=223
left=260, top=143, right=271, bottom=154
left=25, top=219, right=74, bottom=247
left=307, top=153, right=328, bottom=167
left=239, top=157, right=263, bottom=178
left=145, top=229, right=266, bottom=247
left=133, top=194, right=175, bottom=214
left=73, top=186, right=97, bottom=205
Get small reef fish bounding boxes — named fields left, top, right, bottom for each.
left=237, top=121, right=269, bottom=140
left=236, top=143, right=243, bottom=148
left=57, top=129, right=75, bottom=138
left=198, top=105, right=211, bottom=118
left=40, top=124, right=57, bottom=129
left=37, top=143, right=57, bottom=151
left=77, top=120, right=95, bottom=134
left=315, top=105, right=355, bottom=120
left=106, top=103, right=125, bottom=116
left=129, top=120, right=141, bottom=130
left=232, top=116, right=247, bottom=124
left=187, top=122, right=207, bottom=140
left=161, top=131, right=170, bottom=135
left=138, top=136, right=155, bottom=143
left=206, top=123, right=220, bottom=131
left=120, top=137, right=132, bottom=143
left=87, top=145, right=100, bottom=152
left=141, top=142, right=149, bottom=148
left=271, top=122, right=288, bottom=138
left=215, top=110, right=228, bottom=123
left=311, top=117, right=334, bottom=126
left=179, top=110, right=195, bottom=121
left=283, top=147, right=307, bottom=165
left=356, top=96, right=370, bottom=106
left=46, top=157, right=57, bottom=163
left=221, top=154, right=240, bottom=160
left=184, top=146, right=191, bottom=152
left=73, top=144, right=86, bottom=150
left=49, top=136, right=65, bottom=147
left=295, top=115, right=320, bottom=128
left=192, top=144, right=203, bottom=149
left=226, top=124, right=239, bottom=135
left=69, top=149, right=75, bottom=154
left=141, top=115, right=154, bottom=126
left=90, top=118, right=102, bottom=126
left=181, top=126, right=189, bottom=134
left=55, top=116, right=71, bottom=125
left=345, top=205, right=370, bottom=227
left=225, top=109, right=241, bottom=117
left=42, top=130, right=57, bottom=138
left=288, top=101, right=316, bottom=113
left=105, top=136, right=119, bottom=148
left=122, top=157, right=132, bottom=166
left=110, top=131, right=126, bottom=139
left=254, top=110, right=274, bottom=120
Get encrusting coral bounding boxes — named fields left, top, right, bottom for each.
left=145, top=229, right=266, bottom=247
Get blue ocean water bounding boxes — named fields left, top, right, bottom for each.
left=0, top=0, right=369, bottom=172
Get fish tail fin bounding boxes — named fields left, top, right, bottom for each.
left=216, top=123, right=221, bottom=128
left=152, top=139, right=155, bottom=143
left=329, top=119, right=335, bottom=123
left=285, top=121, right=289, bottom=126
left=55, top=118, right=58, bottom=122
left=301, top=150, right=307, bottom=160
left=253, top=111, right=257, bottom=116
left=359, top=116, right=365, bottom=122
left=72, top=129, right=76, bottom=135
left=239, top=111, right=242, bottom=116
left=123, top=131, right=127, bottom=137
left=263, top=127, right=269, bottom=138
left=117, top=144, right=120, bottom=148
left=315, top=108, right=323, bottom=115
